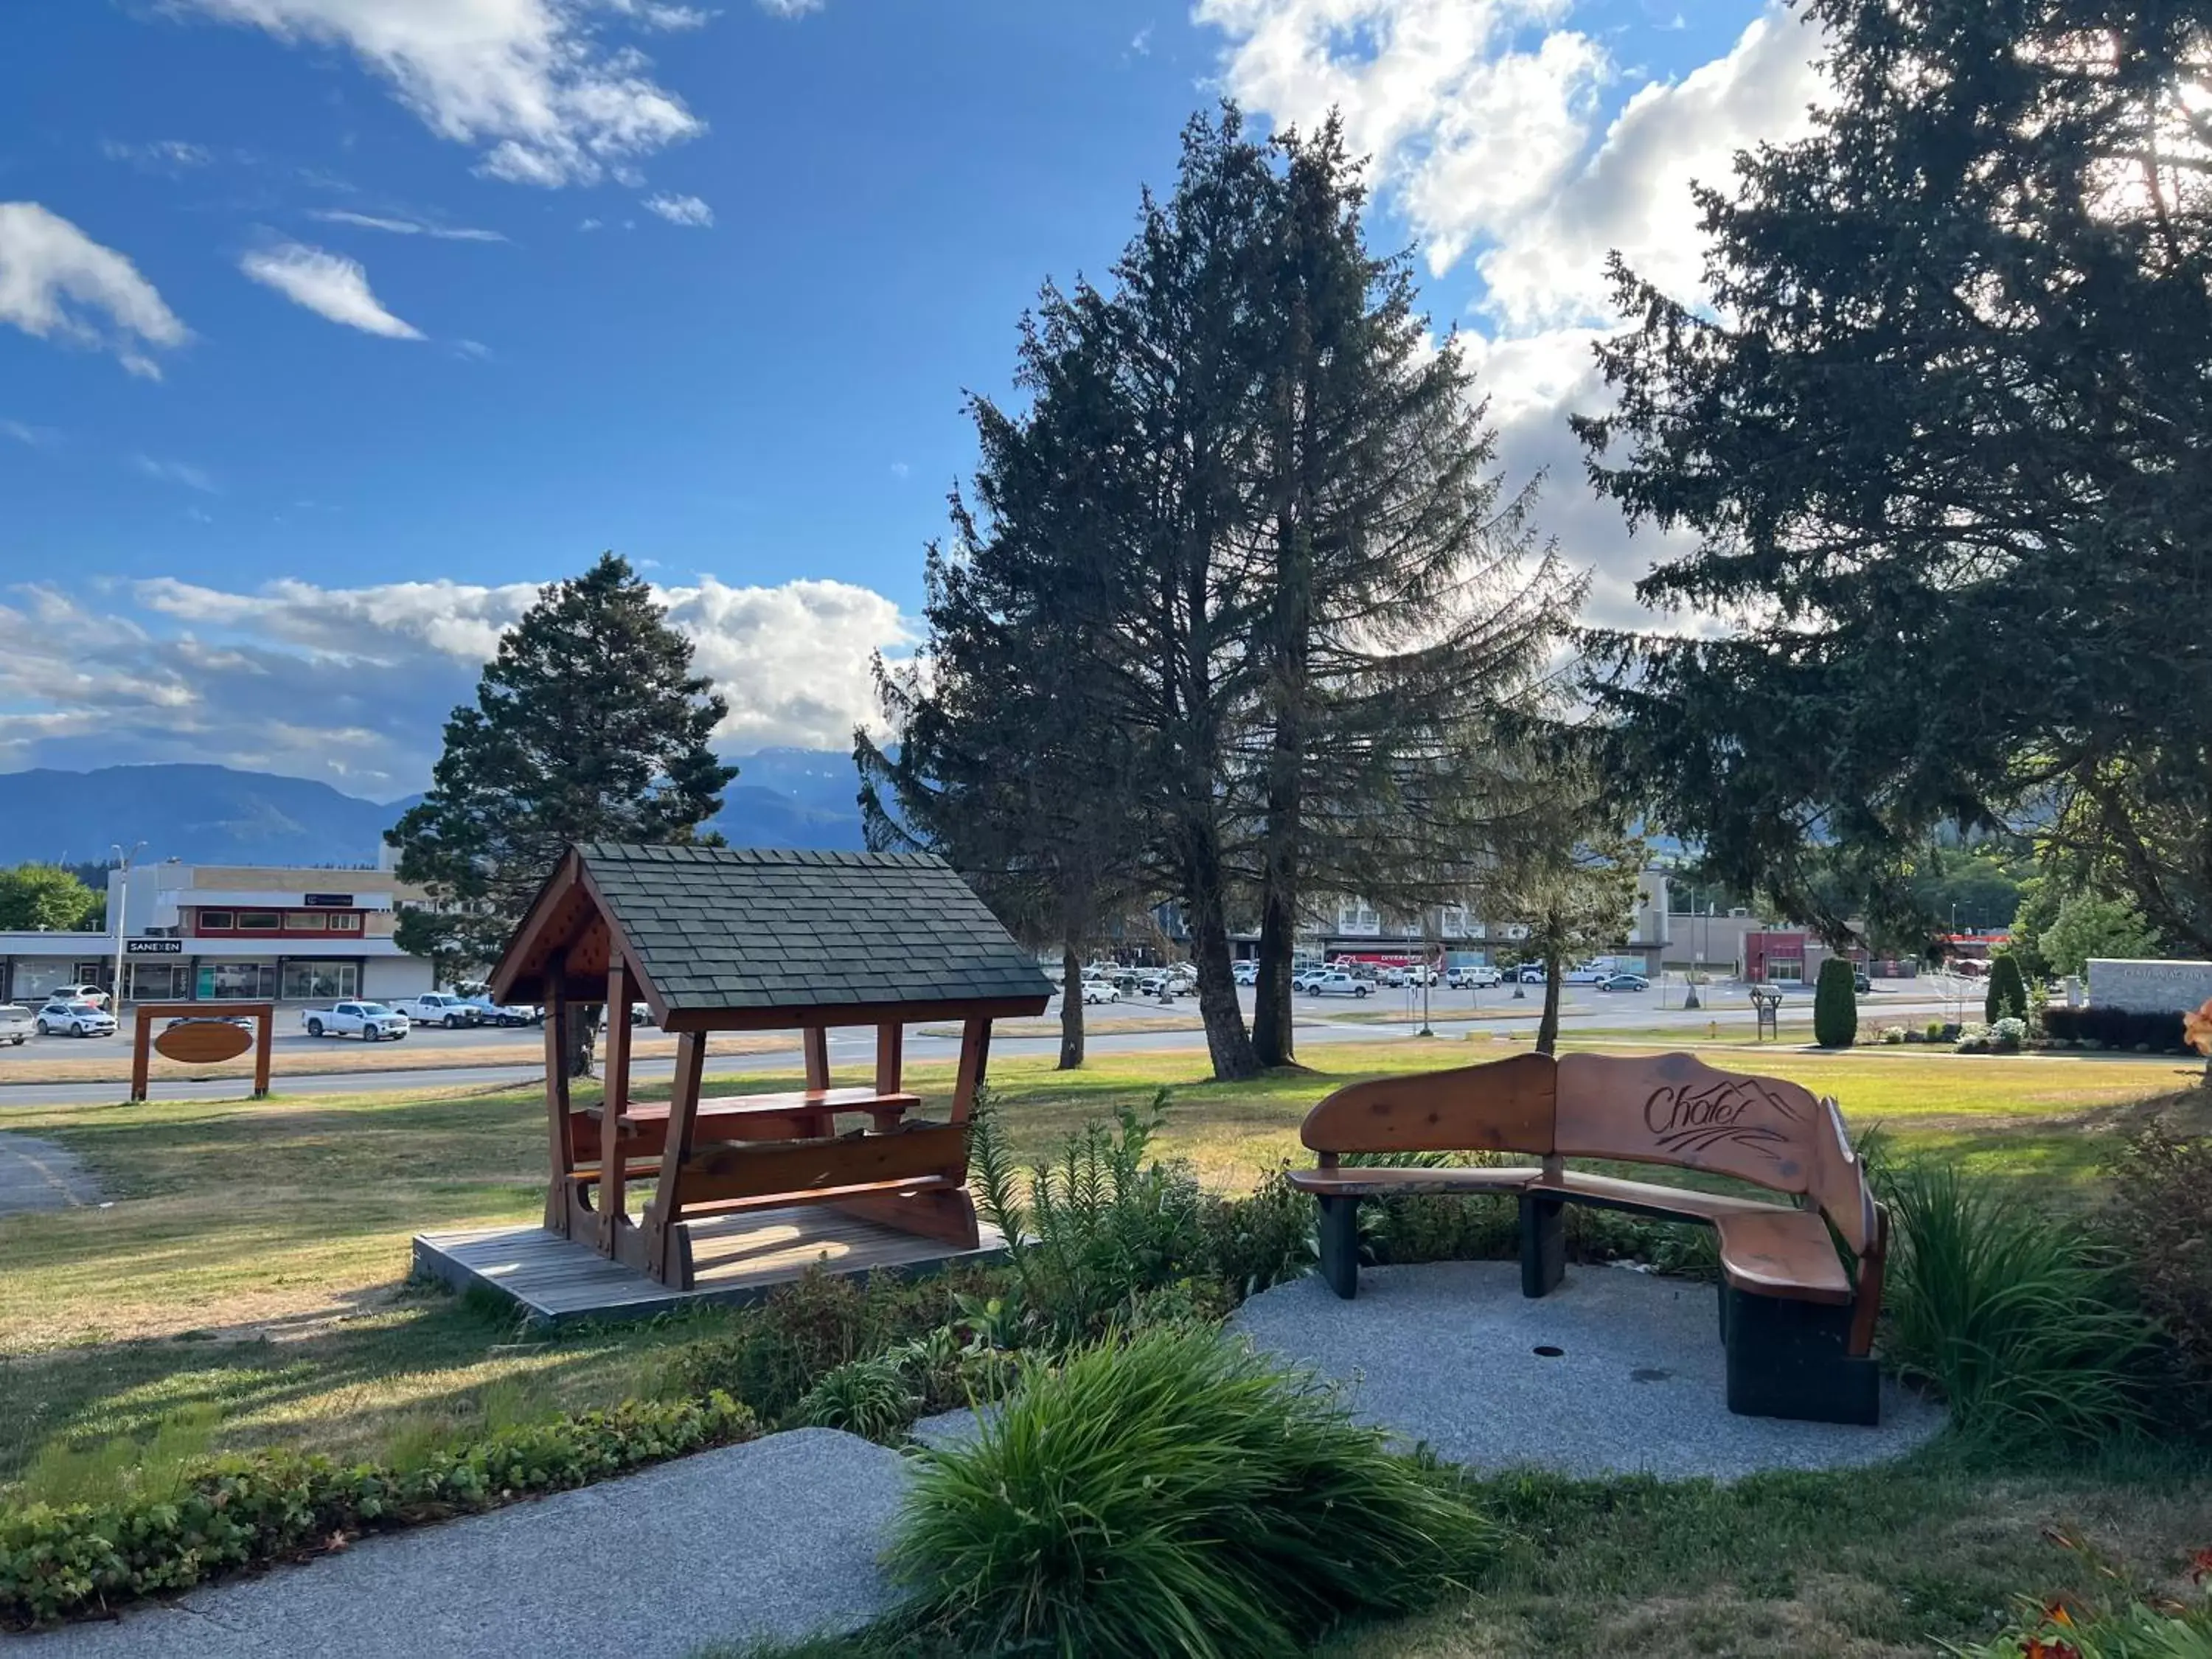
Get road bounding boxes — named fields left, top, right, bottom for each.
left=0, top=980, right=1972, bottom=1110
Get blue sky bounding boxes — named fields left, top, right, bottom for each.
left=0, top=0, right=1811, bottom=797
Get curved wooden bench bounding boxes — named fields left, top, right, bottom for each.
left=1287, top=1051, right=1887, bottom=1425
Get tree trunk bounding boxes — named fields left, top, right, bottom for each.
left=1058, top=940, right=1086, bottom=1070
left=1534, top=930, right=1565, bottom=1056
left=568, top=1004, right=602, bottom=1079
left=1184, top=837, right=1259, bottom=1080
left=1252, top=892, right=1298, bottom=1068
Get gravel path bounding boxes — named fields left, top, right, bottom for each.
left=21, top=1430, right=909, bottom=1659
left=1231, top=1260, right=1945, bottom=1481
left=0, top=1133, right=100, bottom=1216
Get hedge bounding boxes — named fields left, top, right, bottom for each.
left=1813, top=958, right=1858, bottom=1048
left=2039, top=1006, right=2188, bottom=1051
left=1, top=1391, right=757, bottom=1630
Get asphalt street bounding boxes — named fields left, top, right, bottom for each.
left=0, top=981, right=1973, bottom=1110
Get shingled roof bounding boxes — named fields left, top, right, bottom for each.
left=490, top=842, right=1054, bottom=1023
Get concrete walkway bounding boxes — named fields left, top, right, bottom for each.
left=0, top=1133, right=101, bottom=1217
left=23, top=1430, right=909, bottom=1658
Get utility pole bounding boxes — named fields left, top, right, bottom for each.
left=1683, top=885, right=1701, bottom=1011
left=108, top=841, right=146, bottom=1009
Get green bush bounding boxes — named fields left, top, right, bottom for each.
left=1946, top=1595, right=2212, bottom=1658
left=886, top=1326, right=1497, bottom=1658
left=795, top=1355, right=918, bottom=1443
left=1814, top=958, right=1858, bottom=1048
left=2108, top=1126, right=2212, bottom=1436
left=1984, top=953, right=2031, bottom=1025
left=1, top=1393, right=757, bottom=1630
left=1193, top=1162, right=1315, bottom=1298
left=1880, top=1161, right=2152, bottom=1444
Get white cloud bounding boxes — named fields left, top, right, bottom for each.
left=1130, top=24, right=1154, bottom=55
left=757, top=0, right=823, bottom=15
left=0, top=202, right=189, bottom=378
left=604, top=0, right=712, bottom=27
left=1, top=419, right=58, bottom=448
left=169, top=0, right=706, bottom=187
left=133, top=456, right=218, bottom=493
left=578, top=216, right=605, bottom=230
left=240, top=242, right=425, bottom=338
left=307, top=208, right=507, bottom=241
left=643, top=191, right=713, bottom=226
left=0, top=571, right=911, bottom=789
left=101, top=139, right=216, bottom=172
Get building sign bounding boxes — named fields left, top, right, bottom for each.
left=125, top=939, right=184, bottom=956
left=302, top=893, right=355, bottom=908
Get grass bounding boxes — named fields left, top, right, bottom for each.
left=0, top=1038, right=2198, bottom=1501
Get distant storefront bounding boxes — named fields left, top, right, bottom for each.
left=0, top=862, right=436, bottom=1006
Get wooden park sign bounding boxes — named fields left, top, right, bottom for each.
left=154, top=1019, right=255, bottom=1065
left=130, top=1002, right=274, bottom=1102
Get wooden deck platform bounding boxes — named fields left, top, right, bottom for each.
left=412, top=1206, right=1009, bottom=1327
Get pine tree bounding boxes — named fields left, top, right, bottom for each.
left=389, top=554, right=734, bottom=1074
left=1813, top=958, right=1858, bottom=1050
left=1984, top=953, right=2029, bottom=1026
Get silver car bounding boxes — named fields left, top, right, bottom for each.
left=38, top=998, right=117, bottom=1037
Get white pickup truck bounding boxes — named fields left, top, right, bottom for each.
left=390, top=993, right=481, bottom=1029
left=0, top=1003, right=32, bottom=1046
left=302, top=1001, right=411, bottom=1041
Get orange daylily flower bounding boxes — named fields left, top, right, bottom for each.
left=2022, top=1640, right=2082, bottom=1659
left=2188, top=1545, right=2212, bottom=1584
left=2184, top=998, right=2212, bottom=1057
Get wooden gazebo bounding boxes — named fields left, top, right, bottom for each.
left=487, top=843, right=1052, bottom=1290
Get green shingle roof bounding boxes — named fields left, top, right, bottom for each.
left=574, top=843, right=1053, bottom=1016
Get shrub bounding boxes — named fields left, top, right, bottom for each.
left=1, top=1393, right=757, bottom=1630
left=1957, top=1026, right=1991, bottom=1054
left=886, top=1326, right=1497, bottom=1658
left=1985, top=953, right=2031, bottom=1025
left=1814, top=957, right=1858, bottom=1048
left=1927, top=1020, right=1948, bottom=1041
left=1880, top=1026, right=1907, bottom=1045
left=1193, top=1164, right=1315, bottom=1299
left=795, top=1354, right=918, bottom=1443
left=2043, top=1005, right=2190, bottom=1053
left=1879, top=1161, right=2152, bottom=1444
left=2108, top=1125, right=2212, bottom=1434
left=969, top=1088, right=1208, bottom=1348
left=1946, top=1593, right=2212, bottom=1658
left=1991, top=1016, right=2027, bottom=1051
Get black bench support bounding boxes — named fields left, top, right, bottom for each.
left=1721, top=1286, right=1879, bottom=1425
left=1520, top=1193, right=1565, bottom=1298
left=1317, top=1194, right=1360, bottom=1300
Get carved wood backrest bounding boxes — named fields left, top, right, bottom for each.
left=1554, top=1051, right=1830, bottom=1197
left=1299, top=1052, right=1557, bottom=1158
left=1806, top=1093, right=1880, bottom=1256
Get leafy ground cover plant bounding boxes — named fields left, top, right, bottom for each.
left=885, top=1325, right=1498, bottom=1659
left=2107, top=1124, right=2212, bottom=1436
left=1881, top=1160, right=2154, bottom=1444
left=1944, top=1529, right=2212, bottom=1659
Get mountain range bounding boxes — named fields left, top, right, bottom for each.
left=0, top=749, right=869, bottom=868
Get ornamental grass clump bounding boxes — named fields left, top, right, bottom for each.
left=886, top=1325, right=1497, bottom=1659
left=1882, top=1161, right=2153, bottom=1445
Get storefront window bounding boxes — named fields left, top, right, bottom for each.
left=327, top=913, right=362, bottom=932
left=198, top=911, right=234, bottom=931
left=10, top=961, right=77, bottom=1000
left=126, top=962, right=189, bottom=1001
left=1764, top=958, right=1804, bottom=983
left=284, top=912, right=329, bottom=931
left=237, top=911, right=281, bottom=931
left=203, top=961, right=276, bottom=999
left=280, top=961, right=358, bottom=1001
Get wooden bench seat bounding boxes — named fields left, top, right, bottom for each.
left=569, top=1088, right=921, bottom=1164
left=1290, top=1050, right=1887, bottom=1425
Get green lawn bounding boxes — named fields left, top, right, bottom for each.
left=0, top=1041, right=2199, bottom=1472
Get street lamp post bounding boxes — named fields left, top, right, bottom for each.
left=109, top=841, right=146, bottom=1010
left=1683, top=886, right=1702, bottom=1011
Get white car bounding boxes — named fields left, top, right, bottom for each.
left=37, top=998, right=117, bottom=1037
left=1304, top=970, right=1371, bottom=998
left=1405, top=965, right=1440, bottom=987
left=0, top=1003, right=33, bottom=1045
left=52, top=984, right=111, bottom=1009
left=302, top=1001, right=411, bottom=1041
left=1292, top=966, right=1332, bottom=992
left=1232, top=961, right=1257, bottom=985
left=1447, top=964, right=1501, bottom=989
left=1079, top=981, right=1121, bottom=1005
left=391, top=993, right=481, bottom=1029
left=1379, top=966, right=1408, bottom=987
left=1563, top=964, right=1610, bottom=985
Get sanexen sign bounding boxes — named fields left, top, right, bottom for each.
left=125, top=939, right=184, bottom=955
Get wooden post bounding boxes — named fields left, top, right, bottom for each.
left=873, top=1020, right=904, bottom=1095
left=949, top=1015, right=992, bottom=1124
left=642, top=1029, right=707, bottom=1286
left=542, top=967, right=572, bottom=1233
left=251, top=1006, right=273, bottom=1099
left=598, top=956, right=633, bottom=1255
left=130, top=1007, right=153, bottom=1104
left=803, top=1026, right=832, bottom=1091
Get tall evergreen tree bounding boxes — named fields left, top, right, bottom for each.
left=1242, top=117, right=1582, bottom=1066
left=390, top=554, right=734, bottom=1074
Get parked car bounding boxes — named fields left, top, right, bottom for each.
left=462, top=995, right=540, bottom=1027
left=1446, top=964, right=1501, bottom=990
left=391, top=993, right=482, bottom=1029
left=1079, top=980, right=1121, bottom=1005
left=1291, top=966, right=1332, bottom=992
left=1598, top=973, right=1650, bottom=992
left=52, top=984, right=110, bottom=1009
left=1517, top=964, right=1547, bottom=984
left=37, top=998, right=117, bottom=1037
left=0, top=1003, right=32, bottom=1046
left=1303, top=970, right=1372, bottom=998
left=1563, top=964, right=1610, bottom=985
left=1231, top=961, right=1257, bottom=985
left=1853, top=970, right=1872, bottom=993
left=302, top=1001, right=410, bottom=1041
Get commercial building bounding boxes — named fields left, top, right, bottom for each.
left=0, top=862, right=435, bottom=1006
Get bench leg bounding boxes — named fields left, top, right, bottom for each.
left=1316, top=1195, right=1360, bottom=1300
left=1722, top=1287, right=1880, bottom=1425
left=1520, top=1194, right=1565, bottom=1298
